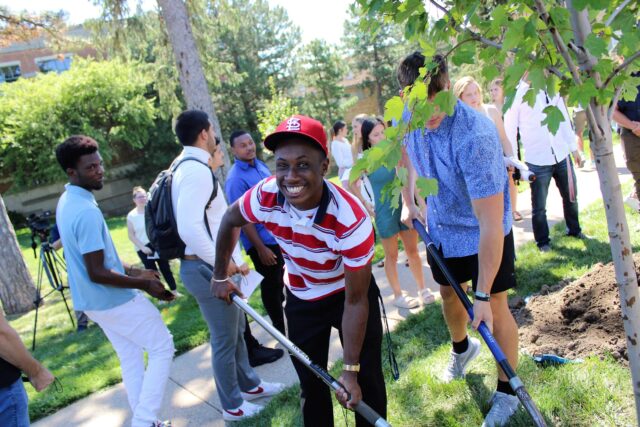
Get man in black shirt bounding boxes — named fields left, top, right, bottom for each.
left=0, top=310, right=54, bottom=425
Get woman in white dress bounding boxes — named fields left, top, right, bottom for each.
left=127, top=186, right=181, bottom=297
left=330, top=120, right=353, bottom=188
left=454, top=76, right=522, bottom=222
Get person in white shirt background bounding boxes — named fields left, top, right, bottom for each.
left=127, top=186, right=180, bottom=298
left=454, top=76, right=522, bottom=222
left=329, top=120, right=353, bottom=188
left=170, top=110, right=283, bottom=421
left=504, top=78, right=586, bottom=252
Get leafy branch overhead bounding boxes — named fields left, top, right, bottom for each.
left=356, top=0, right=640, bottom=422
left=354, top=0, right=640, bottom=198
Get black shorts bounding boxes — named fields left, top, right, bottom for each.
left=426, top=230, right=516, bottom=294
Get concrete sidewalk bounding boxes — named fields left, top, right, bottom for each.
left=35, top=146, right=631, bottom=427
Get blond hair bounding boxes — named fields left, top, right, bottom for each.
left=132, top=186, right=146, bottom=197
left=453, top=76, right=482, bottom=100
left=351, top=113, right=369, bottom=161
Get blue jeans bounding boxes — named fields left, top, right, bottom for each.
left=527, top=158, right=581, bottom=247
left=0, top=378, right=29, bottom=427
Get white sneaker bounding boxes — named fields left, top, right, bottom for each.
left=393, top=294, right=419, bottom=309
left=419, top=288, right=436, bottom=305
left=442, top=337, right=481, bottom=382
left=222, top=400, right=264, bottom=421
left=481, top=391, right=520, bottom=427
left=171, top=290, right=183, bottom=298
left=240, top=381, right=286, bottom=401
left=625, top=192, right=640, bottom=212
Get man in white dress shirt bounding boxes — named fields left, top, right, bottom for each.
left=504, top=81, right=585, bottom=252
left=170, top=110, right=283, bottom=421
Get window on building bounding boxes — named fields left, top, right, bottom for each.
left=0, top=64, right=21, bottom=83
left=36, top=55, right=72, bottom=74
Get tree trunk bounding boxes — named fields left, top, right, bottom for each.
left=156, top=0, right=231, bottom=179
left=0, top=195, right=37, bottom=315
left=567, top=2, right=640, bottom=420
left=589, top=104, right=640, bottom=420
left=372, top=45, right=385, bottom=115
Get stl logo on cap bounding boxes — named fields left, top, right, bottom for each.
left=285, top=117, right=302, bottom=131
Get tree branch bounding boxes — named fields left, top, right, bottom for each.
left=533, top=0, right=583, bottom=85
left=605, top=0, right=631, bottom=26
left=429, top=0, right=456, bottom=27
left=609, top=85, right=624, bottom=121
left=0, top=12, right=64, bottom=47
left=603, top=50, right=640, bottom=89
left=428, top=1, right=567, bottom=81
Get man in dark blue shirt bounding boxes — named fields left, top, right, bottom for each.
left=225, top=130, right=286, bottom=366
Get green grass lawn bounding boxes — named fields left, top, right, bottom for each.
left=10, top=200, right=378, bottom=421
left=239, top=180, right=639, bottom=426
left=10, top=175, right=636, bottom=424
left=12, top=218, right=216, bottom=420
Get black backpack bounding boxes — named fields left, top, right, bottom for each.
left=145, top=157, right=217, bottom=260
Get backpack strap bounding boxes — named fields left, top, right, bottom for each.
left=172, top=157, right=218, bottom=238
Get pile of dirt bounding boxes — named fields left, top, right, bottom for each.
left=511, top=254, right=639, bottom=364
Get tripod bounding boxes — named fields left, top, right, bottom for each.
left=30, top=234, right=75, bottom=351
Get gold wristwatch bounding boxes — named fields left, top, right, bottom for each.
left=343, top=363, right=360, bottom=372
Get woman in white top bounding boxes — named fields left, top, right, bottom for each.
left=489, top=77, right=505, bottom=114
left=454, top=76, right=522, bottom=222
left=329, top=120, right=353, bottom=188
left=127, top=186, right=180, bottom=295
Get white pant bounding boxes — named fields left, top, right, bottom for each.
left=86, top=294, right=175, bottom=427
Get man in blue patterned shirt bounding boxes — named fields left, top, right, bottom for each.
left=399, top=52, right=520, bottom=427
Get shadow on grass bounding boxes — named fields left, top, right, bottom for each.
left=514, top=224, right=618, bottom=298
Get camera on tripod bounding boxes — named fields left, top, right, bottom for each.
left=28, top=210, right=52, bottom=245
left=26, top=210, right=76, bottom=350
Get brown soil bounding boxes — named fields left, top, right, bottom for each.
left=511, top=254, right=638, bottom=365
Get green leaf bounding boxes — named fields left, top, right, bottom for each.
left=504, top=63, right=527, bottom=91
left=548, top=7, right=570, bottom=28
left=502, top=19, right=526, bottom=51
left=396, top=166, right=408, bottom=184
left=408, top=80, right=427, bottom=103
left=416, top=177, right=438, bottom=198
left=541, top=105, right=564, bottom=135
left=418, top=39, right=436, bottom=57
left=451, top=42, right=476, bottom=66
left=384, top=96, right=405, bottom=122
left=584, top=34, right=608, bottom=58
left=523, top=88, right=538, bottom=108
left=574, top=0, right=609, bottom=9
left=349, top=157, right=368, bottom=183
left=490, top=5, right=508, bottom=32
left=528, top=67, right=546, bottom=92
left=567, top=80, right=598, bottom=108
left=384, top=125, right=399, bottom=141
left=433, top=90, right=457, bottom=116
left=482, top=65, right=500, bottom=85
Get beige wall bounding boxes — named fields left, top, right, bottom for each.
left=343, top=85, right=381, bottom=124
left=3, top=163, right=141, bottom=219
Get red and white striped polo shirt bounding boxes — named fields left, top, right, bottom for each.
left=239, top=176, right=374, bottom=301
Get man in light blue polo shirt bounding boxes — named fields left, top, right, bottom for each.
left=55, top=135, right=175, bottom=427
left=225, top=130, right=285, bottom=367
left=398, top=52, right=520, bottom=427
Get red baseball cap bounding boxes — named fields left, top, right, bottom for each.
left=263, top=115, right=328, bottom=155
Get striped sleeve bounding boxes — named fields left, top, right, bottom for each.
left=238, top=176, right=277, bottom=224
left=340, top=215, right=375, bottom=270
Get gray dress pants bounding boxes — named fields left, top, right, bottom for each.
left=180, top=259, right=260, bottom=409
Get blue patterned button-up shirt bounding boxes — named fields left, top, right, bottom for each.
left=404, top=100, right=512, bottom=257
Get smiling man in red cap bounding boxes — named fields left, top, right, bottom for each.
left=211, top=115, right=387, bottom=426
